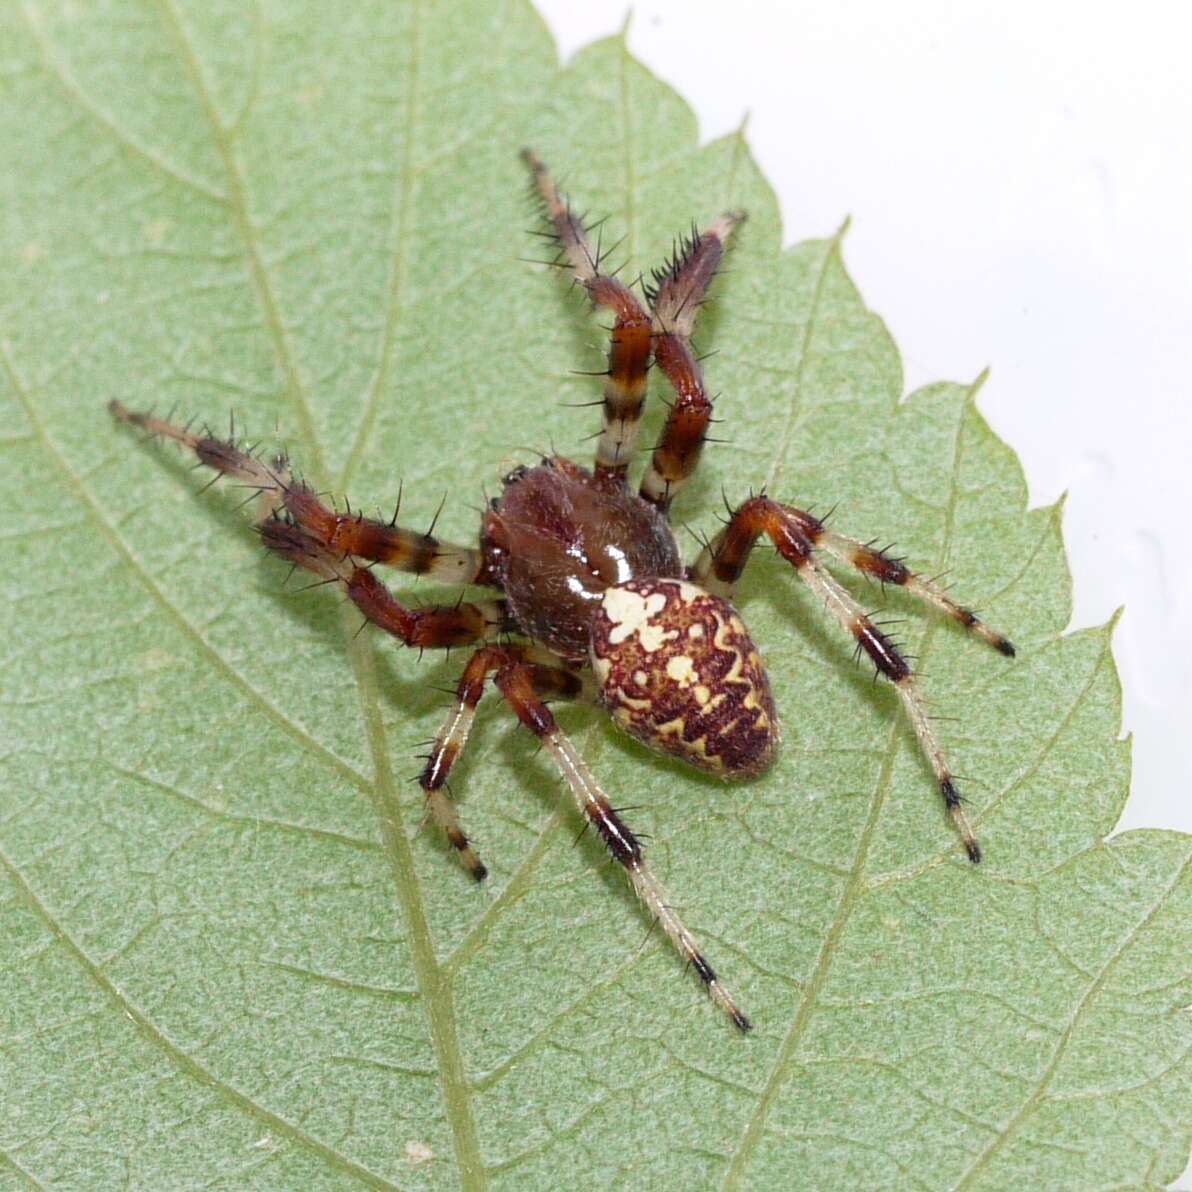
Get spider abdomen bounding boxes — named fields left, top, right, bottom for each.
left=589, top=577, right=780, bottom=778
left=490, top=458, right=682, bottom=661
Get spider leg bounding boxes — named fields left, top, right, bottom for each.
left=109, top=401, right=485, bottom=585
left=492, top=659, right=752, bottom=1031
left=693, top=496, right=1015, bottom=862
left=694, top=497, right=1016, bottom=656
left=639, top=210, right=745, bottom=514
left=812, top=527, right=1016, bottom=656
left=523, top=150, right=652, bottom=487
left=260, top=519, right=507, bottom=648
left=418, top=644, right=586, bottom=880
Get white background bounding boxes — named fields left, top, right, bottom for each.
left=534, top=2, right=1192, bottom=1183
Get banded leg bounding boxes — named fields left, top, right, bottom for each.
left=640, top=213, right=744, bottom=512
left=109, top=401, right=484, bottom=585
left=259, top=520, right=507, bottom=649
left=524, top=150, right=652, bottom=486
left=110, top=402, right=506, bottom=646
left=692, top=497, right=1015, bottom=655
left=418, top=644, right=585, bottom=880
left=812, top=526, right=1016, bottom=656
left=693, top=496, right=1016, bottom=862
left=493, top=660, right=751, bottom=1031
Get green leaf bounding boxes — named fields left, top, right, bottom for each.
left=1, top=2, right=1189, bottom=1189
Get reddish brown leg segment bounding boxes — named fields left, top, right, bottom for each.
left=640, top=214, right=744, bottom=512
left=492, top=660, right=751, bottom=1031
left=693, top=496, right=1016, bottom=862
left=693, top=495, right=1015, bottom=655
left=418, top=645, right=584, bottom=880
left=523, top=151, right=743, bottom=506
left=523, top=151, right=652, bottom=486
left=814, top=527, right=1016, bottom=656
left=110, top=402, right=507, bottom=649
left=109, top=401, right=484, bottom=585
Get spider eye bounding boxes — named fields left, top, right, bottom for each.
left=589, top=578, right=779, bottom=778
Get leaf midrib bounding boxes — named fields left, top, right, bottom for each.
left=6, top=11, right=1136, bottom=1185
left=147, top=1, right=488, bottom=1182
left=0, top=342, right=369, bottom=797
left=10, top=4, right=488, bottom=1183
left=152, top=0, right=326, bottom=482
left=337, top=0, right=422, bottom=493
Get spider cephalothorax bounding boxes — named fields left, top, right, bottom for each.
left=110, top=150, right=1014, bottom=1032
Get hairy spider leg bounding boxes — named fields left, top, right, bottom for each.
left=110, top=400, right=506, bottom=643
left=523, top=151, right=743, bottom=505
left=811, top=526, right=1016, bottom=657
left=693, top=496, right=1016, bottom=863
left=694, top=497, right=1016, bottom=656
left=524, top=150, right=652, bottom=487
left=492, top=658, right=752, bottom=1031
left=418, top=644, right=585, bottom=880
left=639, top=210, right=744, bottom=513
left=261, top=519, right=506, bottom=644
left=109, top=401, right=486, bottom=586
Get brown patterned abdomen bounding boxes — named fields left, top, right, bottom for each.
left=589, top=578, right=779, bottom=778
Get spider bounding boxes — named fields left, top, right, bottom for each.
left=110, top=150, right=1015, bottom=1032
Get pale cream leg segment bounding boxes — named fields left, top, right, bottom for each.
left=418, top=646, right=588, bottom=882
left=420, top=697, right=488, bottom=880
left=815, top=526, right=1015, bottom=656
left=522, top=150, right=654, bottom=486
left=794, top=554, right=982, bottom=861
left=542, top=728, right=752, bottom=1030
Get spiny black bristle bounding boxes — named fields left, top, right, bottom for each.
left=643, top=223, right=707, bottom=306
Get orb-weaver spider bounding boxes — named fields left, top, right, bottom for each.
left=110, top=150, right=1014, bottom=1031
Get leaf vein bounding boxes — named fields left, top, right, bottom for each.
left=339, top=0, right=422, bottom=492
left=153, top=0, right=325, bottom=479
left=724, top=378, right=978, bottom=1188
left=0, top=842, right=399, bottom=1190
left=953, top=848, right=1192, bottom=1188
left=0, top=342, right=371, bottom=796
left=16, top=2, right=225, bottom=203
left=763, top=231, right=844, bottom=494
